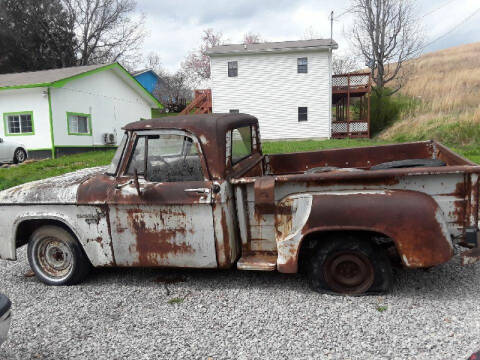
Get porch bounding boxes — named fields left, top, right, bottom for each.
left=332, top=72, right=372, bottom=139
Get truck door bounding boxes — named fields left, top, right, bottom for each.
left=108, top=130, right=218, bottom=268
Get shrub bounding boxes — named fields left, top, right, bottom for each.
left=370, top=88, right=418, bottom=136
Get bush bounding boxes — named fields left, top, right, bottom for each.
left=370, top=88, right=418, bottom=136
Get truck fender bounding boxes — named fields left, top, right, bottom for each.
left=11, top=210, right=114, bottom=267
left=275, top=190, right=454, bottom=273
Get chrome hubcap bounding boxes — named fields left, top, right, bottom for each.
left=16, top=150, right=25, bottom=162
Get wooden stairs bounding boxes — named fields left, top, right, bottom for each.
left=180, top=89, right=212, bottom=115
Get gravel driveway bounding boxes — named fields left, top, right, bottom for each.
left=0, top=246, right=480, bottom=359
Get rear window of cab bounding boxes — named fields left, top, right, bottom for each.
left=226, top=125, right=259, bottom=165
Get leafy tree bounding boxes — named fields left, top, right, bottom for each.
left=0, top=0, right=77, bottom=73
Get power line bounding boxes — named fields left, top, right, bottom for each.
left=421, top=6, right=480, bottom=52
left=334, top=8, right=352, bottom=20
left=420, top=0, right=459, bottom=18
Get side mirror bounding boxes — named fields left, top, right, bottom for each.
left=133, top=168, right=142, bottom=196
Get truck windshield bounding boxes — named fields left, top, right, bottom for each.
left=106, top=133, right=128, bottom=175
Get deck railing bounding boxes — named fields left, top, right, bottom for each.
left=332, top=72, right=371, bottom=92
left=332, top=72, right=372, bottom=138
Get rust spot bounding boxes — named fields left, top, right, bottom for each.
left=298, top=191, right=453, bottom=268
left=127, top=211, right=193, bottom=266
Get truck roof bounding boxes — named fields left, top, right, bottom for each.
left=123, top=113, right=259, bottom=179
left=124, top=113, right=257, bottom=133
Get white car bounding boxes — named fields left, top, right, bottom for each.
left=0, top=138, right=27, bottom=164
left=0, top=293, right=11, bottom=346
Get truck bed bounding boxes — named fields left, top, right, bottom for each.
left=231, top=141, right=480, bottom=272
left=264, top=140, right=475, bottom=175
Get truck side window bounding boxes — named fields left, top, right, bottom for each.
left=127, top=133, right=204, bottom=182
left=231, top=126, right=252, bottom=164
left=127, top=136, right=146, bottom=175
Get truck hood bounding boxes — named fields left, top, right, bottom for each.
left=0, top=166, right=108, bottom=204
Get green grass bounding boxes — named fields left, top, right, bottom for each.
left=376, top=305, right=388, bottom=312
left=0, top=150, right=115, bottom=191
left=0, top=138, right=478, bottom=191
left=262, top=138, right=392, bottom=154
left=167, top=297, right=184, bottom=305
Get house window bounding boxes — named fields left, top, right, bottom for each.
left=67, top=112, right=91, bottom=135
left=229, top=109, right=239, bottom=114
left=4, top=112, right=34, bottom=135
left=297, top=57, right=308, bottom=73
left=298, top=107, right=308, bottom=122
left=228, top=61, right=238, bottom=77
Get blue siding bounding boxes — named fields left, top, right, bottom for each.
left=134, top=71, right=159, bottom=94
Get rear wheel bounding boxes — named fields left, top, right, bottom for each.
left=13, top=148, right=26, bottom=164
left=27, top=226, right=91, bottom=286
left=308, top=235, right=393, bottom=295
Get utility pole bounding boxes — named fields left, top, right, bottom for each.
left=330, top=10, right=334, bottom=43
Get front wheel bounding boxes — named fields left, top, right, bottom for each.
left=27, top=226, right=91, bottom=286
left=13, top=148, right=27, bottom=164
left=308, top=235, right=393, bottom=295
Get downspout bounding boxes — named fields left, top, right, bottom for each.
left=47, top=87, right=55, bottom=159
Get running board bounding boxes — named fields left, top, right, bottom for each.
left=237, top=253, right=277, bottom=271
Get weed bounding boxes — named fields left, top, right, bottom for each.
left=168, top=297, right=184, bottom=305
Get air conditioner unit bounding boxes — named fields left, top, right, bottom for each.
left=103, top=133, right=116, bottom=145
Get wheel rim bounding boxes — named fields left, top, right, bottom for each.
left=323, top=250, right=374, bottom=294
left=15, top=150, right=25, bottom=162
left=34, top=236, right=73, bottom=281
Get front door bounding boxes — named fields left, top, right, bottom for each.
left=108, top=130, right=218, bottom=268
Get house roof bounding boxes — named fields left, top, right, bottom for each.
left=207, top=38, right=338, bottom=56
left=131, top=68, right=159, bottom=78
left=0, top=64, right=105, bottom=88
left=0, top=63, right=162, bottom=108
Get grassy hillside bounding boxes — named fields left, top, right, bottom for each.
left=379, top=42, right=480, bottom=148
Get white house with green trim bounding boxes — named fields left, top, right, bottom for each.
left=0, top=62, right=162, bottom=158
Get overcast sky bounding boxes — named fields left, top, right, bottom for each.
left=136, top=0, right=480, bottom=72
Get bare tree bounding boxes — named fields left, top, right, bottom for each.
left=243, top=32, right=262, bottom=44
left=182, top=28, right=223, bottom=84
left=303, top=26, right=321, bottom=40
left=154, top=70, right=192, bottom=113
left=351, top=0, right=422, bottom=94
left=144, top=51, right=163, bottom=73
left=63, top=0, right=146, bottom=68
left=332, top=54, right=359, bottom=75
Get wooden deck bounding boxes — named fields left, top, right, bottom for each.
left=332, top=73, right=371, bottom=139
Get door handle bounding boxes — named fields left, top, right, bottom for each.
left=184, top=188, right=210, bottom=194
left=115, top=180, right=133, bottom=189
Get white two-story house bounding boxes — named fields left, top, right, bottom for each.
left=207, top=39, right=338, bottom=140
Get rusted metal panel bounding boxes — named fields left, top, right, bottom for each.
left=265, top=141, right=436, bottom=175
left=273, top=190, right=453, bottom=273
left=212, top=181, right=239, bottom=269
left=254, top=176, right=275, bottom=213
left=110, top=203, right=217, bottom=267
left=0, top=166, right=106, bottom=205
left=461, top=247, right=480, bottom=265
left=234, top=185, right=250, bottom=247
left=237, top=252, right=277, bottom=271
left=0, top=205, right=114, bottom=266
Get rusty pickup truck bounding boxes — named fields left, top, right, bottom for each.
left=1, top=114, right=479, bottom=294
